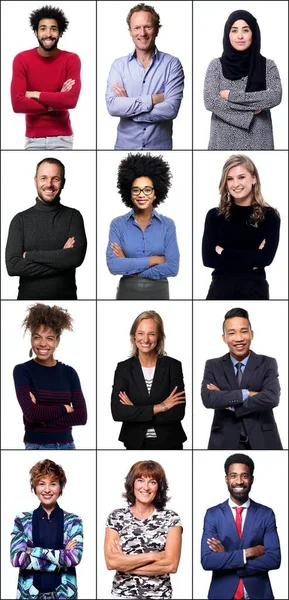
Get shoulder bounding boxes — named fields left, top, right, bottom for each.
left=155, top=213, right=176, bottom=228
left=56, top=361, right=79, bottom=376
left=206, top=58, right=221, bottom=72
left=13, top=511, right=33, bottom=523
left=106, top=508, right=128, bottom=527
left=263, top=206, right=281, bottom=223
left=58, top=50, right=81, bottom=64
left=110, top=54, right=131, bottom=69
left=265, top=58, right=278, bottom=70
left=10, top=206, right=35, bottom=222
left=116, top=357, right=134, bottom=370
left=157, top=51, right=183, bottom=67
left=156, top=508, right=181, bottom=522
left=64, top=510, right=82, bottom=524
left=249, top=499, right=276, bottom=517
left=160, top=355, right=182, bottom=368
left=110, top=213, right=131, bottom=227
left=13, top=360, right=33, bottom=376
left=205, top=353, right=229, bottom=366
left=250, top=351, right=277, bottom=365
left=13, top=49, right=36, bottom=63
left=205, top=207, right=220, bottom=220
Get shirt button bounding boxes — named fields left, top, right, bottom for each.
left=143, top=145, right=146, bottom=148
left=143, top=79, right=145, bottom=83
left=143, top=128, right=146, bottom=131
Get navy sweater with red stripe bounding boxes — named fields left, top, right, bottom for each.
left=13, top=359, right=87, bottom=444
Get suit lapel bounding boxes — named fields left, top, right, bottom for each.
left=131, top=357, right=149, bottom=397
left=241, top=352, right=260, bottom=389
left=150, top=356, right=166, bottom=396
left=222, top=500, right=240, bottom=544
left=222, top=354, right=238, bottom=389
left=241, top=500, right=258, bottom=547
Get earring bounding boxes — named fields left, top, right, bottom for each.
left=29, top=348, right=33, bottom=358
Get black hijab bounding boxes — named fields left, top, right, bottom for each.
left=220, top=10, right=266, bottom=92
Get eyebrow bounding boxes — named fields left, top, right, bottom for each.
left=228, top=471, right=250, bottom=476
left=227, top=172, right=246, bottom=177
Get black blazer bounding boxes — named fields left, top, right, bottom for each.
left=201, top=351, right=282, bottom=450
left=111, top=355, right=187, bottom=449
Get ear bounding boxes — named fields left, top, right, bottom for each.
left=251, top=475, right=254, bottom=485
left=252, top=175, right=257, bottom=185
left=61, top=178, right=66, bottom=190
left=55, top=338, right=60, bottom=348
left=222, top=333, right=226, bottom=344
left=34, top=176, right=37, bottom=188
left=250, top=329, right=254, bottom=342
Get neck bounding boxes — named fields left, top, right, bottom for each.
left=138, top=351, right=157, bottom=367
left=233, top=196, right=253, bottom=207
left=135, top=47, right=154, bottom=64
left=132, top=500, right=155, bottom=518
left=230, top=494, right=248, bottom=506
left=37, top=46, right=59, bottom=58
left=134, top=207, right=153, bottom=220
left=34, top=357, right=57, bottom=367
left=41, top=502, right=56, bottom=517
left=231, top=350, right=250, bottom=361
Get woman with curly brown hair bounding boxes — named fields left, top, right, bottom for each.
left=13, top=303, right=87, bottom=449
left=104, top=460, right=182, bottom=599
left=106, top=152, right=180, bottom=299
left=202, top=154, right=280, bottom=300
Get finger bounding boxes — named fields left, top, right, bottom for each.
left=169, top=386, right=178, bottom=397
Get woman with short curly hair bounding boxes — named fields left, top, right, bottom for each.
left=13, top=303, right=87, bottom=449
left=106, top=152, right=180, bottom=299
left=202, top=154, right=280, bottom=300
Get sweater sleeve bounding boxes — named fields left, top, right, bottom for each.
left=204, top=59, right=254, bottom=129
left=11, top=54, right=50, bottom=114
left=227, top=60, right=282, bottom=111
left=106, top=218, right=150, bottom=275
left=111, top=363, right=154, bottom=422
left=51, top=368, right=87, bottom=426
left=137, top=219, right=180, bottom=279
left=25, top=210, right=87, bottom=270
left=5, top=214, right=60, bottom=278
left=39, top=54, right=81, bottom=110
left=105, top=60, right=153, bottom=118
left=13, top=364, right=68, bottom=423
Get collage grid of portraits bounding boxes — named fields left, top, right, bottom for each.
left=0, top=1, right=288, bottom=600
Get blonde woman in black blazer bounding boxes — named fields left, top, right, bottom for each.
left=111, top=310, right=187, bottom=449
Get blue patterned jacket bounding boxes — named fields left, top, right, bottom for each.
left=10, top=508, right=83, bottom=599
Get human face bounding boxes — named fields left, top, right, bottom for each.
left=131, top=176, right=156, bottom=212
left=229, top=19, right=252, bottom=51
left=36, top=18, right=60, bottom=53
left=226, top=165, right=256, bottom=206
left=226, top=463, right=253, bottom=504
left=35, top=162, right=63, bottom=203
left=31, top=325, right=59, bottom=366
left=35, top=476, right=61, bottom=512
left=134, top=475, right=158, bottom=505
left=222, top=317, right=253, bottom=360
left=134, top=318, right=158, bottom=356
left=129, top=11, right=158, bottom=53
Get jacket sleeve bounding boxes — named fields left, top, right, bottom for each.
left=11, top=55, right=50, bottom=114
left=5, top=214, right=60, bottom=278
left=106, top=219, right=150, bottom=275
left=13, top=365, right=67, bottom=423
left=137, top=220, right=180, bottom=279
left=153, top=359, right=186, bottom=424
left=201, top=360, right=243, bottom=409
left=51, top=368, right=87, bottom=426
left=132, top=58, right=184, bottom=122
left=111, top=363, right=154, bottom=422
left=235, top=358, right=280, bottom=417
left=201, top=509, right=244, bottom=570
left=237, top=510, right=281, bottom=575
left=106, top=60, right=153, bottom=117
left=38, top=55, right=81, bottom=110
left=24, top=210, right=87, bottom=270
left=204, top=59, right=254, bottom=129
left=227, top=61, right=282, bottom=111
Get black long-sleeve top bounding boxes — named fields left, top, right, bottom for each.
left=202, top=203, right=280, bottom=278
left=5, top=197, right=87, bottom=299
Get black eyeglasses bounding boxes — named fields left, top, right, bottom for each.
left=131, top=186, right=154, bottom=196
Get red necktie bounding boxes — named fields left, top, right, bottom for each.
left=233, top=507, right=245, bottom=599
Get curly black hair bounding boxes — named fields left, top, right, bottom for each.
left=23, top=303, right=73, bottom=338
left=29, top=5, right=69, bottom=35
left=117, top=153, right=172, bottom=208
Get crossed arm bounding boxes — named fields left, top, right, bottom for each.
left=105, top=526, right=182, bottom=575
left=11, top=516, right=83, bottom=569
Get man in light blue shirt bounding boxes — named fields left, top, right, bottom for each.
left=105, top=3, right=184, bottom=150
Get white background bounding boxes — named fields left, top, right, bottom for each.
left=1, top=300, right=96, bottom=449
left=1, top=450, right=96, bottom=600
left=193, top=450, right=288, bottom=600
left=97, top=150, right=192, bottom=300
left=97, top=449, right=192, bottom=600
left=97, top=0, right=192, bottom=150
left=1, top=0, right=96, bottom=149
left=193, top=300, right=288, bottom=450
left=97, top=300, right=192, bottom=449
left=193, top=0, right=288, bottom=150
left=193, top=150, right=288, bottom=300
left=1, top=151, right=96, bottom=300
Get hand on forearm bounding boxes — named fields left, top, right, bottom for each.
left=153, top=385, right=185, bottom=414
left=25, top=91, right=41, bottom=100
left=111, top=84, right=128, bottom=97
left=63, top=237, right=75, bottom=249
left=119, top=392, right=134, bottom=405
left=219, top=90, right=230, bottom=100
left=206, top=537, right=226, bottom=552
left=152, top=93, right=165, bottom=105
left=64, top=405, right=74, bottom=413
left=248, top=390, right=258, bottom=397
left=61, top=79, right=75, bottom=92
left=215, top=245, right=224, bottom=254
left=111, top=243, right=126, bottom=258
left=245, top=545, right=265, bottom=559
left=148, top=255, right=166, bottom=266
left=207, top=383, right=220, bottom=391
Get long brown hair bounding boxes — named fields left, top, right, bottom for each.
left=122, top=460, right=170, bottom=509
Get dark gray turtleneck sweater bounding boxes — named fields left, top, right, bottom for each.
left=5, top=197, right=87, bottom=300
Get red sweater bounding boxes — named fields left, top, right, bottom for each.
left=11, top=48, right=81, bottom=137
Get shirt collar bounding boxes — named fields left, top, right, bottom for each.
left=36, top=502, right=61, bottom=520
left=128, top=46, right=158, bottom=62
left=228, top=497, right=251, bottom=509
left=126, top=208, right=162, bottom=222
left=230, top=353, right=250, bottom=368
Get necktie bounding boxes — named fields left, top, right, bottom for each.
left=233, top=506, right=245, bottom=599
left=235, top=362, right=244, bottom=386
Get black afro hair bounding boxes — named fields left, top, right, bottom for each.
left=29, top=5, right=69, bottom=35
left=117, top=153, right=172, bottom=208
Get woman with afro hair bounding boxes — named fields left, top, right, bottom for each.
left=106, top=152, right=180, bottom=299
left=13, top=303, right=87, bottom=449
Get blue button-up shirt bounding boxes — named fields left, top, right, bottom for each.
left=106, top=209, right=179, bottom=279
left=105, top=47, right=184, bottom=150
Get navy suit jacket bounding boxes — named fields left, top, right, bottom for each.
left=201, top=351, right=282, bottom=449
left=201, top=499, right=281, bottom=599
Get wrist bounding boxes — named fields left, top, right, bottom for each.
left=162, top=403, right=169, bottom=411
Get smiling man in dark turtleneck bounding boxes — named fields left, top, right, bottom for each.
left=5, top=157, right=87, bottom=300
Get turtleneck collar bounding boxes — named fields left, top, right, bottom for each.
left=35, top=196, right=62, bottom=212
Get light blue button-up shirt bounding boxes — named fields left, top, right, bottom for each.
left=105, top=47, right=184, bottom=150
left=230, top=354, right=250, bottom=407
left=106, top=209, right=179, bottom=279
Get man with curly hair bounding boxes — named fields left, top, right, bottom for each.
left=11, top=459, right=83, bottom=599
left=5, top=157, right=87, bottom=300
left=105, top=3, right=184, bottom=150
left=11, top=5, right=81, bottom=149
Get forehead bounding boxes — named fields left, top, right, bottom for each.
left=136, top=318, right=158, bottom=332
left=36, top=162, right=62, bottom=178
left=132, top=176, right=154, bottom=187
left=38, top=18, right=59, bottom=29
left=33, top=325, right=57, bottom=337
left=134, top=474, right=158, bottom=481
left=130, top=10, right=155, bottom=27
left=227, top=463, right=250, bottom=475
left=36, top=474, right=59, bottom=483
left=227, top=164, right=250, bottom=177
left=231, top=19, right=250, bottom=29
left=224, top=316, right=250, bottom=332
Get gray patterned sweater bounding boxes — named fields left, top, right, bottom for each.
left=204, top=58, right=282, bottom=150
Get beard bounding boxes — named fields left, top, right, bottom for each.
left=37, top=189, right=61, bottom=204
left=227, top=481, right=252, bottom=503
left=37, top=36, right=59, bottom=52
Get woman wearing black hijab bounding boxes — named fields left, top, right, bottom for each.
left=204, top=10, right=282, bottom=150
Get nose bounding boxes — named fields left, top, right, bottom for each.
left=238, top=31, right=244, bottom=39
